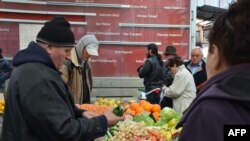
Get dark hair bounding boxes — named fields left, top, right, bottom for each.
left=166, top=56, right=183, bottom=67
left=147, top=43, right=164, bottom=66
left=208, top=1, right=250, bottom=65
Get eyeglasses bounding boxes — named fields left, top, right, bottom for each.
left=191, top=54, right=200, bottom=57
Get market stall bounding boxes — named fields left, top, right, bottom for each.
left=80, top=98, right=182, bottom=141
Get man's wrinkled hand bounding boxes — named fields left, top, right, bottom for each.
left=103, top=108, right=125, bottom=127
left=75, top=104, right=80, bottom=109
left=82, top=111, right=99, bottom=119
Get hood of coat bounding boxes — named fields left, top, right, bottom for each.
left=177, top=63, right=250, bottom=127
left=70, top=47, right=81, bottom=67
left=13, top=41, right=56, bottom=70
left=199, top=63, right=250, bottom=107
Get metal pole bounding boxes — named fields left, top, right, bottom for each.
left=189, top=0, right=197, bottom=59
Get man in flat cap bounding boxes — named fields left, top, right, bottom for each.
left=160, top=45, right=178, bottom=108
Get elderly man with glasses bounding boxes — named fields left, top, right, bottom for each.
left=184, top=47, right=207, bottom=93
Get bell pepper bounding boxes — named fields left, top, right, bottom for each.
left=113, top=105, right=124, bottom=116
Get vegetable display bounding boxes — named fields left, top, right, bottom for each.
left=80, top=99, right=183, bottom=141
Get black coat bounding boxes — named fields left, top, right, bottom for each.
left=138, top=55, right=165, bottom=92
left=1, top=42, right=107, bottom=141
left=138, top=55, right=164, bottom=104
left=0, top=58, right=12, bottom=89
left=184, top=60, right=207, bottom=91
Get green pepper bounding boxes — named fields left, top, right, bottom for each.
left=113, top=105, right=124, bottom=116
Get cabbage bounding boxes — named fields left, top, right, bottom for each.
left=160, top=107, right=182, bottom=123
left=154, top=120, right=166, bottom=126
left=133, top=113, right=154, bottom=126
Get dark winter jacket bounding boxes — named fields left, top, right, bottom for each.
left=184, top=59, right=207, bottom=91
left=1, top=41, right=107, bottom=141
left=138, top=55, right=164, bottom=92
left=60, top=48, right=93, bottom=104
left=177, top=63, right=250, bottom=141
left=0, top=58, right=12, bottom=90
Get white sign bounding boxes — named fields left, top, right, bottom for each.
left=19, top=24, right=43, bottom=50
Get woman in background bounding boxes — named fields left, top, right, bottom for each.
left=162, top=56, right=196, bottom=113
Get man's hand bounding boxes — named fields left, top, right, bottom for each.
left=75, top=104, right=80, bottom=108
left=103, top=108, right=125, bottom=127
left=82, top=111, right=99, bottom=119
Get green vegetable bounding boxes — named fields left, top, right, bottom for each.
left=149, top=113, right=157, bottom=122
left=154, top=120, right=166, bottom=126
left=106, top=130, right=112, bottom=138
left=133, top=113, right=154, bottom=126
left=160, top=107, right=182, bottom=123
left=113, top=105, right=124, bottom=116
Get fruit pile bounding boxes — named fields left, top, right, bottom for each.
left=0, top=100, right=5, bottom=114
left=124, top=100, right=161, bottom=121
left=106, top=119, right=180, bottom=141
left=94, top=98, right=122, bottom=108
left=105, top=105, right=183, bottom=141
left=157, top=117, right=182, bottom=141
left=107, top=121, right=150, bottom=141
left=84, top=98, right=183, bottom=140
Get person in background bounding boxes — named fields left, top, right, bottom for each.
left=163, top=45, right=177, bottom=86
left=1, top=16, right=124, bottom=141
left=137, top=43, right=165, bottom=104
left=177, top=1, right=250, bottom=141
left=0, top=48, right=12, bottom=92
left=184, top=47, right=207, bottom=93
left=60, top=34, right=99, bottom=104
left=162, top=56, right=196, bottom=113
left=160, top=45, right=177, bottom=108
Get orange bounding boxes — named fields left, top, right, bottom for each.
left=130, top=103, right=140, bottom=111
left=125, top=108, right=136, bottom=116
left=151, top=104, right=161, bottom=113
left=135, top=107, right=144, bottom=115
left=139, top=100, right=148, bottom=106
left=152, top=112, right=160, bottom=121
left=142, top=103, right=152, bottom=112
